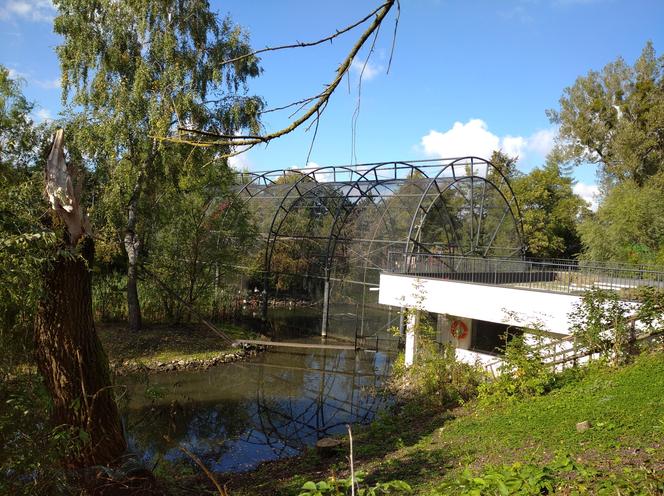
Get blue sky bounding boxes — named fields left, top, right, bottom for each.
left=2, top=0, right=664, bottom=207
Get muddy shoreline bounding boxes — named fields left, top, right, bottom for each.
left=110, top=343, right=266, bottom=376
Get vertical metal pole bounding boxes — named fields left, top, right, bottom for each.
left=261, top=271, right=269, bottom=320
left=354, top=303, right=359, bottom=350
left=321, top=268, right=330, bottom=337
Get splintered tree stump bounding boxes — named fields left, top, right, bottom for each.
left=34, top=129, right=126, bottom=467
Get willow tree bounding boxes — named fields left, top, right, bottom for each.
left=54, top=0, right=263, bottom=330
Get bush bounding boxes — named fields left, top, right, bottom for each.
left=569, top=288, right=632, bottom=365
left=391, top=312, right=484, bottom=407
left=477, top=333, right=557, bottom=406
left=0, top=375, right=77, bottom=495
left=299, top=472, right=412, bottom=496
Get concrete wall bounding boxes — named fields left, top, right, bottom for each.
left=379, top=273, right=583, bottom=335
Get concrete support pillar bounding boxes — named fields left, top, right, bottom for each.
left=404, top=311, right=417, bottom=367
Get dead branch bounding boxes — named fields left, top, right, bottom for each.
left=220, top=2, right=390, bottom=67
left=386, top=0, right=401, bottom=74
left=179, top=445, right=228, bottom=496
left=173, top=0, right=395, bottom=148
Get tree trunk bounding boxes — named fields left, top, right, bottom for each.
left=124, top=182, right=142, bottom=331
left=125, top=229, right=142, bottom=331
left=37, top=129, right=126, bottom=467
left=35, top=236, right=127, bottom=467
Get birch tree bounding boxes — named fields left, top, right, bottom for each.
left=54, top=0, right=263, bottom=330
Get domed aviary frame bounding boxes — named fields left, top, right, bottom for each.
left=228, top=157, right=524, bottom=336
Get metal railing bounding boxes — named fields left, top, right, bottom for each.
left=386, top=252, right=664, bottom=298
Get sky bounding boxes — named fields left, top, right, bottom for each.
left=2, top=0, right=664, bottom=208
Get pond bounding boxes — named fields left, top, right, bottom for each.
left=122, top=308, right=398, bottom=473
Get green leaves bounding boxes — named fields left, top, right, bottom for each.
left=298, top=472, right=412, bottom=496
left=435, top=452, right=663, bottom=496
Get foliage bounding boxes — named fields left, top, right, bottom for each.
left=549, top=42, right=664, bottom=265
left=299, top=472, right=412, bottom=496
left=435, top=454, right=569, bottom=495
left=0, top=66, right=56, bottom=377
left=490, top=150, right=586, bottom=259
left=634, top=286, right=664, bottom=336
left=549, top=41, right=664, bottom=188
left=91, top=272, right=127, bottom=321
left=435, top=452, right=663, bottom=495
left=569, top=288, right=632, bottom=364
left=54, top=0, right=264, bottom=328
left=513, top=160, right=586, bottom=258
left=391, top=311, right=483, bottom=407
left=143, top=166, right=257, bottom=322
left=0, top=375, right=77, bottom=495
left=477, top=332, right=556, bottom=406
left=578, top=179, right=664, bottom=264
left=0, top=66, right=47, bottom=174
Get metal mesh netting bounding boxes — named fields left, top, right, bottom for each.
left=228, top=157, right=524, bottom=340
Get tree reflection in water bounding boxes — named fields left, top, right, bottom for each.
left=123, top=347, right=394, bottom=472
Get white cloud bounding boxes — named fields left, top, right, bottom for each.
left=350, top=59, right=382, bottom=82
left=502, top=135, right=527, bottom=158
left=34, top=77, right=60, bottom=89
left=7, top=67, right=27, bottom=80
left=528, top=128, right=556, bottom=156
left=422, top=119, right=505, bottom=159
left=34, top=108, right=52, bottom=122
left=573, top=182, right=600, bottom=211
left=0, top=0, right=55, bottom=22
left=420, top=119, right=557, bottom=164
left=289, top=161, right=337, bottom=182
left=6, top=68, right=60, bottom=89
left=228, top=150, right=252, bottom=171
left=500, top=5, right=534, bottom=24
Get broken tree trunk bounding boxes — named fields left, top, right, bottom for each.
left=34, top=129, right=126, bottom=467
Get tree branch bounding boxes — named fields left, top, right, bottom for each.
left=219, top=2, right=390, bottom=67
left=173, top=0, right=395, bottom=148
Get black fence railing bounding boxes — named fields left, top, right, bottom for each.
left=386, top=252, right=664, bottom=298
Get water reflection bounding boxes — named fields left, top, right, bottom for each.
left=234, top=303, right=402, bottom=348
left=123, top=347, right=394, bottom=472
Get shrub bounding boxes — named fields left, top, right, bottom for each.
left=477, top=333, right=556, bottom=406
left=391, top=312, right=484, bottom=408
left=299, top=471, right=412, bottom=496
left=569, top=288, right=632, bottom=365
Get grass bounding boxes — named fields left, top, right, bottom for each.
left=216, top=351, right=664, bottom=495
left=97, top=321, right=261, bottom=367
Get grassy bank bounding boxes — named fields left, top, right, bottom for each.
left=98, top=322, right=261, bottom=369
left=216, top=351, right=664, bottom=495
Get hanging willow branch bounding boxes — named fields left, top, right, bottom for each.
left=173, top=0, right=395, bottom=148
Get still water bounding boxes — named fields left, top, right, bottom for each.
left=122, top=337, right=396, bottom=472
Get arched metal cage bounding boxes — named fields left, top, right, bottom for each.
left=230, top=157, right=525, bottom=339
